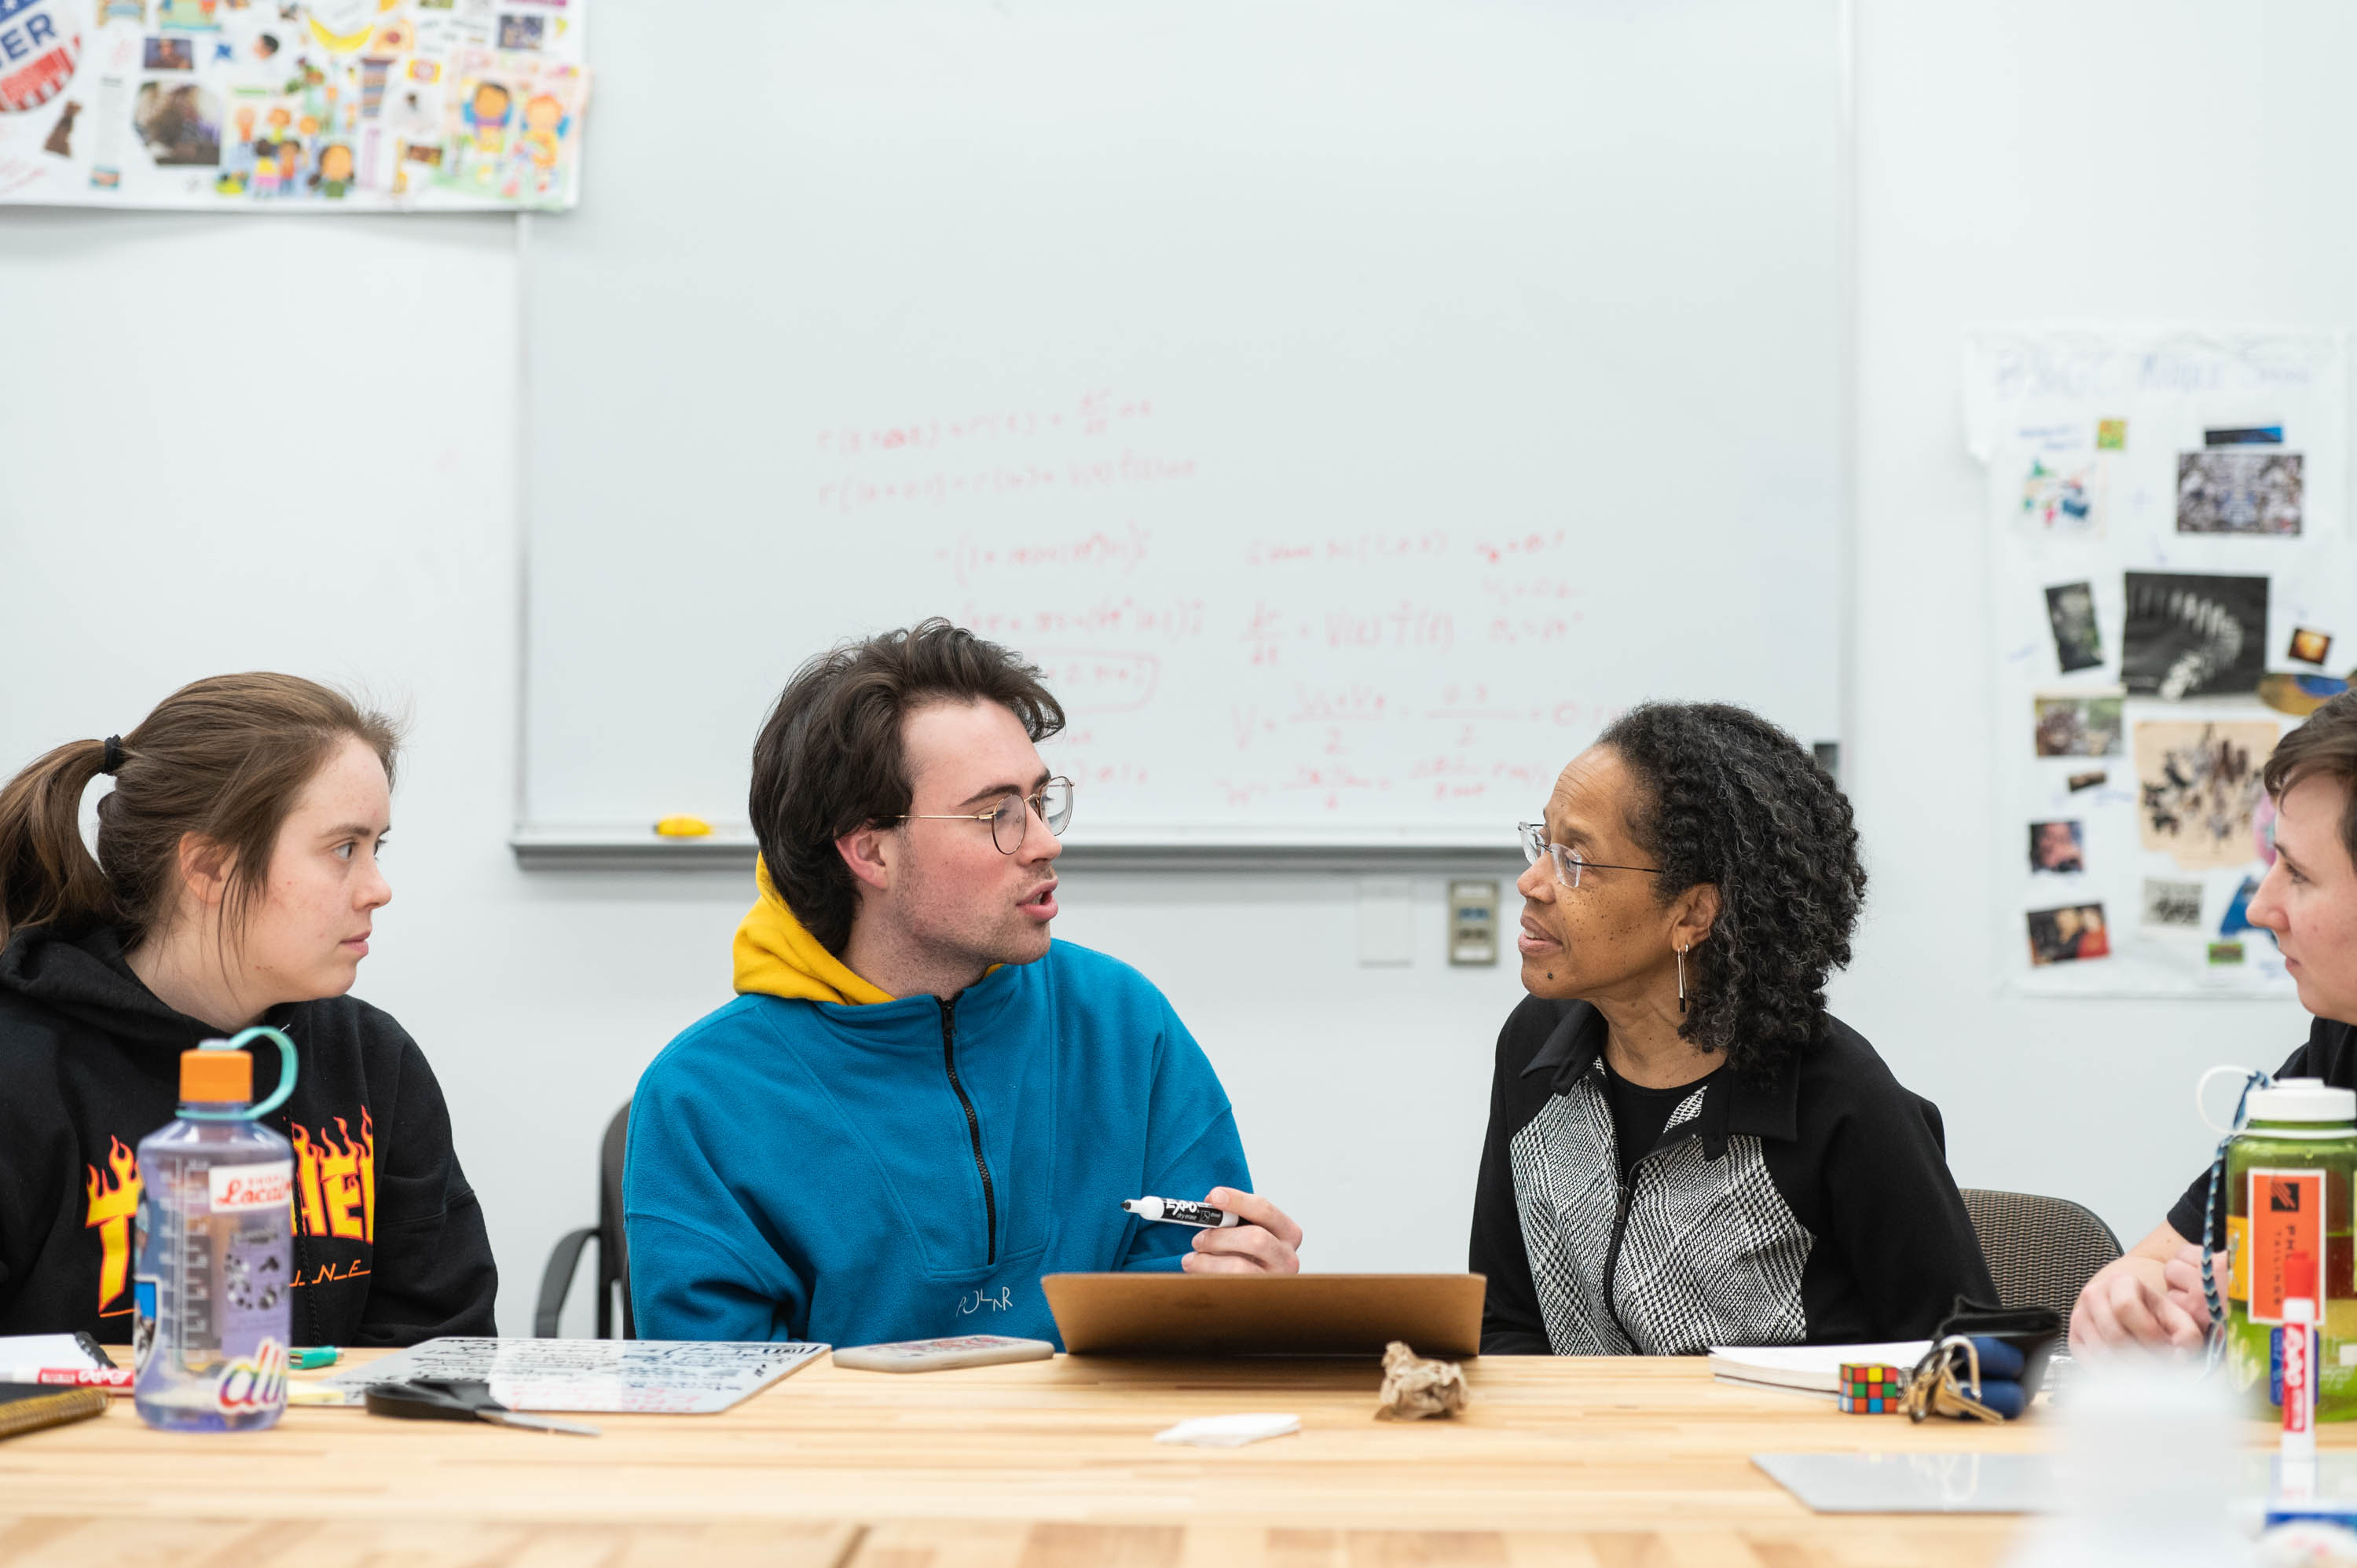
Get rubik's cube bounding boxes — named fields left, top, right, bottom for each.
left=1837, top=1362, right=1908, bottom=1413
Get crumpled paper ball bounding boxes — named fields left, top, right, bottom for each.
left=1376, top=1340, right=1468, bottom=1421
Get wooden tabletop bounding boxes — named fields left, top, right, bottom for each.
left=0, top=1346, right=2230, bottom=1566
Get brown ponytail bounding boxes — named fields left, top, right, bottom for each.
left=0, top=673, right=403, bottom=951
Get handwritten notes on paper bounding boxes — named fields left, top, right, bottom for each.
left=322, top=1336, right=826, bottom=1414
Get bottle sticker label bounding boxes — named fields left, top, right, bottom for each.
left=208, top=1161, right=294, bottom=1212
left=2227, top=1214, right=2249, bottom=1302
left=214, top=1336, right=288, bottom=1415
left=2249, top=1167, right=2326, bottom=1325
left=131, top=1276, right=158, bottom=1376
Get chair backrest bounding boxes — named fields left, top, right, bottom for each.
left=1959, top=1187, right=2122, bottom=1320
left=599, top=1099, right=632, bottom=1339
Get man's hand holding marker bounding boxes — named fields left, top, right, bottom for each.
left=1124, top=1189, right=1303, bottom=1275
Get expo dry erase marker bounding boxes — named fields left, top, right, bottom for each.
left=2284, top=1251, right=2319, bottom=1464
left=1121, top=1196, right=1240, bottom=1229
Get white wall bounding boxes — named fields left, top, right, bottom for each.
left=1835, top=0, right=2331, bottom=1235
left=5, top=1, right=2346, bottom=1332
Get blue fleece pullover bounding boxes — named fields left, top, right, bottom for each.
left=623, top=940, right=1250, bottom=1346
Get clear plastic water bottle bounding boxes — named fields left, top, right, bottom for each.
left=133, top=1028, right=299, bottom=1432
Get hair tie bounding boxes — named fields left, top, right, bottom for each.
left=100, top=735, right=123, bottom=775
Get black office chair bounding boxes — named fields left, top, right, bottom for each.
left=1959, top=1187, right=2124, bottom=1320
left=534, top=1100, right=633, bottom=1338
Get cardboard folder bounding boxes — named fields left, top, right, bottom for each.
left=1043, top=1273, right=1485, bottom=1357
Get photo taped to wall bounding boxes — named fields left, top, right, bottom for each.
left=2028, top=904, right=2110, bottom=966
left=2121, top=573, right=2269, bottom=701
left=2021, top=452, right=2103, bottom=537
left=2134, top=719, right=2279, bottom=872
left=2176, top=451, right=2302, bottom=536
left=2029, top=820, right=2084, bottom=874
left=2045, top=581, right=2103, bottom=673
left=2034, top=694, right=2124, bottom=758
left=132, top=82, right=222, bottom=167
left=2141, top=878, right=2203, bottom=929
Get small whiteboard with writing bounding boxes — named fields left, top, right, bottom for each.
left=322, top=1336, right=827, bottom=1414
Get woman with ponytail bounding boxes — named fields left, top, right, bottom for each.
left=0, top=674, right=496, bottom=1345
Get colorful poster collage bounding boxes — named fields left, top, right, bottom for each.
left=1967, top=329, right=2353, bottom=996
left=0, top=0, right=588, bottom=210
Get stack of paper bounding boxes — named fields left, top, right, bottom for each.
left=1707, top=1342, right=1932, bottom=1398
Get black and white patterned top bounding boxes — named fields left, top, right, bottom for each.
left=1470, top=998, right=1992, bottom=1356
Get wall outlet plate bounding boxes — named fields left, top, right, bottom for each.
left=1449, top=879, right=1499, bottom=965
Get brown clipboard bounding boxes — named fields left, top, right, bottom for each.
left=1043, top=1273, right=1485, bottom=1357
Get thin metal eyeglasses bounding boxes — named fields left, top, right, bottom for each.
left=1516, top=821, right=1662, bottom=888
left=899, top=777, right=1075, bottom=854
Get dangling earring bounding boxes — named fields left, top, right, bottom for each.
left=1677, top=943, right=1690, bottom=1014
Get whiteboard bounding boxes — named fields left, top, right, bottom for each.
left=521, top=0, right=1845, bottom=850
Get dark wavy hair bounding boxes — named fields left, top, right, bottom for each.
left=1597, top=702, right=1865, bottom=1077
left=750, top=619, right=1065, bottom=954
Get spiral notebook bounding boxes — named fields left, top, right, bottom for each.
left=0, top=1383, right=111, bottom=1442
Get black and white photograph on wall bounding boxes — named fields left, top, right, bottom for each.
left=2121, top=571, right=2269, bottom=700
left=2029, top=819, right=2084, bottom=874
left=2044, top=581, right=2103, bottom=672
left=2141, top=878, right=2204, bottom=929
left=2177, top=450, right=2303, bottom=536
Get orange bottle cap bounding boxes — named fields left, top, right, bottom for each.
left=181, top=1047, right=252, bottom=1105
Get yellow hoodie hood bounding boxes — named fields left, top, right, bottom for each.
left=732, top=859, right=896, bottom=1006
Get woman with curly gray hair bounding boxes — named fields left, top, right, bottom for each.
left=1469, top=702, right=1991, bottom=1354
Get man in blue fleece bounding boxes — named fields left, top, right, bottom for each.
left=625, top=618, right=1301, bottom=1346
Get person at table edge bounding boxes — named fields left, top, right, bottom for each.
left=1472, top=702, right=1993, bottom=1354
left=2073, top=691, right=2357, bottom=1352
left=624, top=620, right=1301, bottom=1348
left=0, top=674, right=495, bottom=1346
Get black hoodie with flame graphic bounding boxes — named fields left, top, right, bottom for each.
left=0, top=921, right=497, bottom=1345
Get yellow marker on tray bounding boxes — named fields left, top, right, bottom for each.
left=654, top=815, right=713, bottom=838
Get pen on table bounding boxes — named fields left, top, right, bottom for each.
left=1121, top=1196, right=1241, bottom=1229
left=0, top=1363, right=131, bottom=1390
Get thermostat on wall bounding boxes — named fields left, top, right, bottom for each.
left=1449, top=880, right=1499, bottom=965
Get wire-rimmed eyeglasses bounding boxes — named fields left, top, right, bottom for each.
left=900, top=778, right=1075, bottom=854
left=1516, top=821, right=1662, bottom=888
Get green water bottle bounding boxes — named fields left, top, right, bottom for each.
left=2213, top=1075, right=2357, bottom=1420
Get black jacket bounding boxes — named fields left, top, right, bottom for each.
left=2168, top=1016, right=2357, bottom=1246
left=0, top=921, right=497, bottom=1346
left=1470, top=998, right=1993, bottom=1354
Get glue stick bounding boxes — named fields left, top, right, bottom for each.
left=2282, top=1249, right=2318, bottom=1462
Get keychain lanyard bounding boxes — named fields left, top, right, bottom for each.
left=180, top=1025, right=299, bottom=1121
left=2195, top=1064, right=2275, bottom=1371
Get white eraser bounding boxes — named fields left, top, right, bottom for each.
left=1153, top=1412, right=1301, bottom=1449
